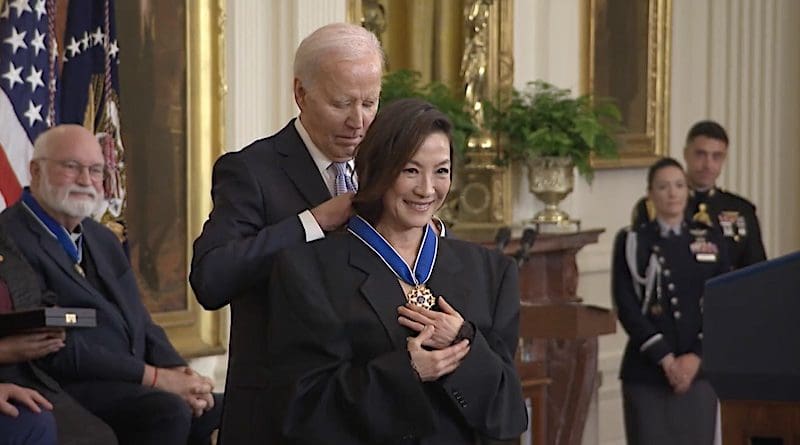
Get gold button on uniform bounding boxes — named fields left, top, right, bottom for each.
left=0, top=254, right=4, bottom=262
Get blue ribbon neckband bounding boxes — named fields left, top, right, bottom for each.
left=347, top=215, right=439, bottom=309
left=20, top=188, right=86, bottom=277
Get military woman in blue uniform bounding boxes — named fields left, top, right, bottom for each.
left=612, top=158, right=730, bottom=445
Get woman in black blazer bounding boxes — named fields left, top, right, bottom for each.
left=261, top=99, right=527, bottom=444
left=612, top=158, right=730, bottom=445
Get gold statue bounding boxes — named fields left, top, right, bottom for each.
left=461, top=0, right=493, bottom=133
left=360, top=0, right=387, bottom=47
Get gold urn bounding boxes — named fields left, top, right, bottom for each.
left=526, top=156, right=580, bottom=231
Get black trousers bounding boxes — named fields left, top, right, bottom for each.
left=65, top=381, right=222, bottom=445
left=47, top=389, right=118, bottom=445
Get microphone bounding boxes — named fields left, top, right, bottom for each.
left=514, top=228, right=538, bottom=267
left=494, top=226, right=511, bottom=253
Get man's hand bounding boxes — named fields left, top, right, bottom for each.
left=310, top=193, right=354, bottom=231
left=143, top=365, right=214, bottom=416
left=407, top=326, right=470, bottom=382
left=0, top=329, right=66, bottom=365
left=398, top=297, right=464, bottom=350
left=0, top=383, right=52, bottom=417
left=178, top=367, right=216, bottom=417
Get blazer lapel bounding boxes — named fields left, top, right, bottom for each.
left=348, top=236, right=410, bottom=349
left=347, top=236, right=470, bottom=349
left=425, top=240, right=469, bottom=318
left=276, top=121, right=331, bottom=207
left=20, top=209, right=98, bottom=297
left=80, top=228, right=135, bottom=332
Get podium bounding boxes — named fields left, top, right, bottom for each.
left=704, top=251, right=800, bottom=444
left=486, top=229, right=616, bottom=445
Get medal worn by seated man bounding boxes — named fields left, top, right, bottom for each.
left=631, top=120, right=766, bottom=269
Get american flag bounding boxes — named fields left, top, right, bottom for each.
left=0, top=0, right=53, bottom=210
left=0, top=0, right=124, bottom=219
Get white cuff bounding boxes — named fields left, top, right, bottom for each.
left=298, top=210, right=325, bottom=242
left=640, top=333, right=664, bottom=352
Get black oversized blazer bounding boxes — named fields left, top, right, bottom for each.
left=260, top=232, right=528, bottom=445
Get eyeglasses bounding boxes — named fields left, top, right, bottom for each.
left=37, top=158, right=105, bottom=181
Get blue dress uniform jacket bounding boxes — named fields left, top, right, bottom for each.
left=261, top=233, right=528, bottom=444
left=612, top=220, right=730, bottom=386
left=631, top=187, right=766, bottom=270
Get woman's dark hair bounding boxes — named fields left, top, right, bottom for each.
left=686, top=120, right=728, bottom=146
left=353, top=98, right=453, bottom=224
left=647, top=157, right=685, bottom=190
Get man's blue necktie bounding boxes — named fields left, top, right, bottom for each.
left=332, top=162, right=356, bottom=196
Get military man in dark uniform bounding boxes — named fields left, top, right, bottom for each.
left=631, top=120, right=766, bottom=269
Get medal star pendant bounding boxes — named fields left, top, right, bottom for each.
left=406, top=284, right=436, bottom=310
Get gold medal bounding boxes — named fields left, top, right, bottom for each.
left=406, top=284, right=436, bottom=310
left=650, top=303, right=663, bottom=316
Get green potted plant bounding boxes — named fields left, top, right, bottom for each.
left=484, top=80, right=621, bottom=226
left=380, top=69, right=477, bottom=154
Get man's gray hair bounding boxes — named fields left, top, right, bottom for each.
left=293, top=22, right=384, bottom=89
left=32, top=124, right=102, bottom=160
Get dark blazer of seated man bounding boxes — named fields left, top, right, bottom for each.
left=0, top=124, right=221, bottom=445
left=0, top=224, right=117, bottom=445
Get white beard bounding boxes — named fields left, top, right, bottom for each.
left=39, top=177, right=101, bottom=220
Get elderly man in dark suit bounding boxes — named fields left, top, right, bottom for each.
left=190, top=22, right=384, bottom=443
left=0, top=124, right=221, bottom=445
left=0, top=225, right=117, bottom=445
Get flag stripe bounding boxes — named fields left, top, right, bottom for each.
left=0, top=142, right=23, bottom=206
left=0, top=0, right=48, bottom=205
left=0, top=87, right=33, bottom=205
